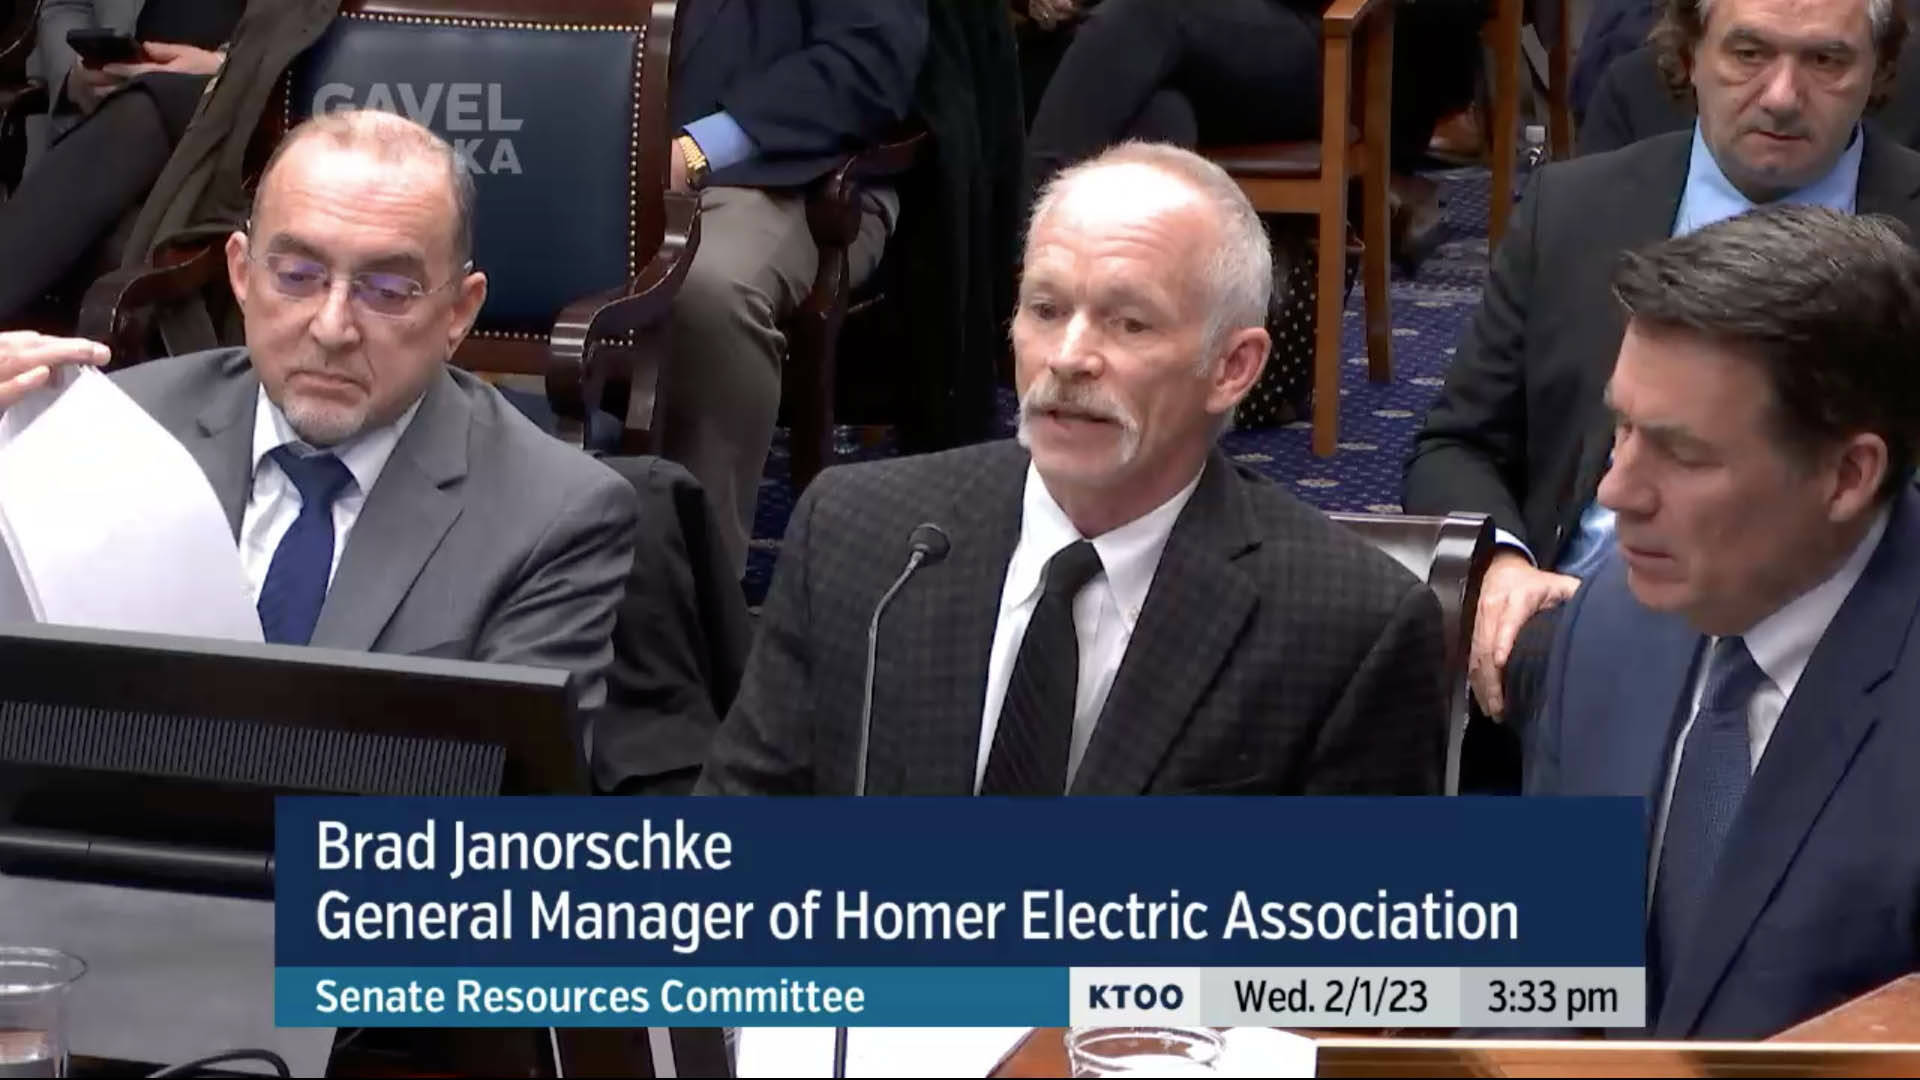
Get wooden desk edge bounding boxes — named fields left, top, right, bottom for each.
left=1774, top=974, right=1920, bottom=1043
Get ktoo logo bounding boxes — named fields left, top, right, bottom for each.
left=1085, top=982, right=1185, bottom=1010
left=311, top=83, right=525, bottom=175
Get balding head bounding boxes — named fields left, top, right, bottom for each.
left=254, top=108, right=476, bottom=269
left=1028, top=142, right=1272, bottom=356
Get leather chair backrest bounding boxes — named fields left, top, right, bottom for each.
left=1329, top=511, right=1494, bottom=795
left=283, top=9, right=649, bottom=336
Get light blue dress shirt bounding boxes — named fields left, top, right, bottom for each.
left=683, top=111, right=760, bottom=173
left=1518, top=123, right=1865, bottom=578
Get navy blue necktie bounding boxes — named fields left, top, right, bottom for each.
left=256, top=447, right=354, bottom=646
left=981, top=540, right=1104, bottom=796
left=1650, top=636, right=1767, bottom=1008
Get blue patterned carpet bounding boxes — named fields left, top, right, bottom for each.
left=745, top=167, right=1495, bottom=603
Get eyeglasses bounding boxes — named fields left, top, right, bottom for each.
left=246, top=248, right=470, bottom=318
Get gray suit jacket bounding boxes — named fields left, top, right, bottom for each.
left=698, top=441, right=1449, bottom=796
left=111, top=348, right=639, bottom=718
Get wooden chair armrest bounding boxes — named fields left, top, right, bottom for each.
left=847, top=127, right=928, bottom=183
left=1323, top=0, right=1395, bottom=37
left=78, top=239, right=226, bottom=365
left=806, top=127, right=928, bottom=251
left=546, top=190, right=701, bottom=423
left=0, top=79, right=47, bottom=121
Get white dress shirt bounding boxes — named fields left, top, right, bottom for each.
left=238, top=387, right=420, bottom=603
left=974, top=464, right=1201, bottom=793
left=1648, top=508, right=1890, bottom=891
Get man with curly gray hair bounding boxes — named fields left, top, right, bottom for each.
left=1405, top=0, right=1920, bottom=762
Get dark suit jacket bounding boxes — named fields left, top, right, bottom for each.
left=670, top=0, right=928, bottom=190
left=1569, top=0, right=1655, bottom=123
left=1576, top=46, right=1688, bottom=158
left=1403, top=129, right=1920, bottom=565
left=697, top=441, right=1449, bottom=796
left=885, top=0, right=1025, bottom=455
left=1527, top=488, right=1920, bottom=1039
left=1580, top=44, right=1920, bottom=157
left=591, top=455, right=750, bottom=797
left=112, top=348, right=640, bottom=719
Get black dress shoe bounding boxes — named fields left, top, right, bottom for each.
left=1389, top=176, right=1447, bottom=277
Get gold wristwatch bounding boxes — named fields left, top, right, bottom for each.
left=675, top=134, right=711, bottom=189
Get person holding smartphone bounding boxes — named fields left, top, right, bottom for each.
left=0, top=0, right=246, bottom=324
left=64, top=37, right=225, bottom=117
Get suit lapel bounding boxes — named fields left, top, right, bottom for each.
left=187, top=355, right=261, bottom=539
left=308, top=372, right=469, bottom=651
left=1071, top=453, right=1258, bottom=795
left=1603, top=598, right=1705, bottom=834
left=1853, top=126, right=1920, bottom=217
left=880, top=446, right=1027, bottom=796
left=1553, top=135, right=1694, bottom=558
left=1659, top=492, right=1920, bottom=1035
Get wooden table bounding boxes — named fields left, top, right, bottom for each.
left=993, top=975, right=1920, bottom=1078
left=1775, top=974, right=1920, bottom=1043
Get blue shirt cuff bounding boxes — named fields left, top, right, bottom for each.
left=1492, top=529, right=1535, bottom=565
left=684, top=112, right=759, bottom=173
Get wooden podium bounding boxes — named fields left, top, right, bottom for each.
left=992, top=975, right=1920, bottom=1078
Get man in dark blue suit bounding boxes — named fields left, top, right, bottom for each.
left=1528, top=203, right=1920, bottom=1039
left=657, top=0, right=929, bottom=575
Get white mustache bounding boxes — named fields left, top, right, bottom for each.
left=1019, top=378, right=1139, bottom=433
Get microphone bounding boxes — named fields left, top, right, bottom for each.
left=854, top=523, right=950, bottom=797
left=837, top=522, right=949, bottom=1079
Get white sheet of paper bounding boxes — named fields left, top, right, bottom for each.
left=735, top=1027, right=1031, bottom=1079
left=0, top=366, right=263, bottom=641
left=735, top=1026, right=1318, bottom=1078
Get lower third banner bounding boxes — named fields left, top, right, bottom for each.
left=273, top=796, right=1649, bottom=1027
left=273, top=965, right=1646, bottom=1028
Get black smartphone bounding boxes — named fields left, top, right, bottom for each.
left=66, top=28, right=142, bottom=67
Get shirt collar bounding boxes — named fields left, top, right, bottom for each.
left=1679, top=121, right=1864, bottom=235
left=1735, top=506, right=1890, bottom=701
left=251, top=384, right=422, bottom=496
left=1004, top=464, right=1203, bottom=629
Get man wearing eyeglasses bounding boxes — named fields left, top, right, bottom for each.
left=94, top=108, right=639, bottom=714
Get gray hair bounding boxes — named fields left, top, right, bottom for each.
left=1027, top=141, right=1272, bottom=360
left=1612, top=203, right=1920, bottom=501
left=252, top=107, right=476, bottom=269
left=1652, top=0, right=1907, bottom=109
left=1699, top=0, right=1895, bottom=37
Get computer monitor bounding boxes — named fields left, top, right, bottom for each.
left=0, top=621, right=584, bottom=898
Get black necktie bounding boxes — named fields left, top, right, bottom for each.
left=982, top=540, right=1104, bottom=796
left=1649, top=636, right=1766, bottom=1010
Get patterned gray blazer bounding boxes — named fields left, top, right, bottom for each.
left=698, top=440, right=1448, bottom=797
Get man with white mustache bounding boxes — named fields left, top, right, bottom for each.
left=699, top=142, right=1448, bottom=798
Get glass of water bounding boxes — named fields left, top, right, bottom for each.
left=0, top=947, right=85, bottom=1078
left=1065, top=1026, right=1225, bottom=1077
